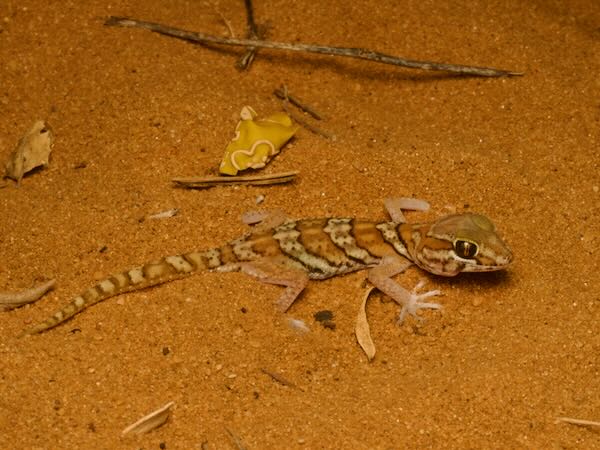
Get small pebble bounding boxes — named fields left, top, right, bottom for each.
left=314, top=310, right=333, bottom=322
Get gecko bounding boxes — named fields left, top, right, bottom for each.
left=18, top=198, right=512, bottom=336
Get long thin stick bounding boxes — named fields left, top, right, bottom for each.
left=105, top=16, right=522, bottom=77
left=172, top=171, right=298, bottom=189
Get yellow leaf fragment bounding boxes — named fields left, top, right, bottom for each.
left=4, top=120, right=54, bottom=183
left=219, top=106, right=298, bottom=175
left=355, top=286, right=376, bottom=361
left=122, top=401, right=175, bottom=436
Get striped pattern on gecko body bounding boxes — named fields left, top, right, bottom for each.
left=19, top=206, right=512, bottom=336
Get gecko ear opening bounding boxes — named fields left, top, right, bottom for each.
left=454, top=240, right=478, bottom=259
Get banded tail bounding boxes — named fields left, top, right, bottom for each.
left=18, top=247, right=230, bottom=336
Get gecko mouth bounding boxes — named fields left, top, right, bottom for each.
left=462, top=261, right=512, bottom=272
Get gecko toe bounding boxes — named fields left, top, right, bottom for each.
left=397, top=287, right=443, bottom=324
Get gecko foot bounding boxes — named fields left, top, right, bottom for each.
left=397, top=280, right=442, bottom=324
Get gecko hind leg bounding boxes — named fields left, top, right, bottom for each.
left=239, top=258, right=309, bottom=312
left=367, top=256, right=442, bottom=324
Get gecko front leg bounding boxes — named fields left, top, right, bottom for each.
left=367, top=256, right=442, bottom=323
left=239, top=257, right=309, bottom=312
left=384, top=197, right=430, bottom=223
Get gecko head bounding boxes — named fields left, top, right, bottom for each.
left=415, top=213, right=513, bottom=276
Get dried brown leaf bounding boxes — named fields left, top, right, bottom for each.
left=355, top=286, right=376, bottom=361
left=4, top=120, right=54, bottom=183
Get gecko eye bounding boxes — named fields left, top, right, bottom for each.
left=454, top=240, right=478, bottom=259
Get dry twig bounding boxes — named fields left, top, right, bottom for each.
left=236, top=0, right=260, bottom=70
left=276, top=85, right=334, bottom=140
left=225, top=427, right=248, bottom=450
left=282, top=103, right=335, bottom=140
left=105, top=16, right=522, bottom=77
left=260, top=368, right=301, bottom=390
left=274, top=86, right=324, bottom=120
left=172, top=171, right=298, bottom=189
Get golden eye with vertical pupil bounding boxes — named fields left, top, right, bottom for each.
left=454, top=240, right=478, bottom=258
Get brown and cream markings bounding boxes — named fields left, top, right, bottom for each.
left=19, top=199, right=512, bottom=336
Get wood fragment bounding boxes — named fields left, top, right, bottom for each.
left=105, top=16, right=523, bottom=77
left=146, top=208, right=179, bottom=220
left=274, top=87, right=325, bottom=120
left=555, top=416, right=600, bottom=427
left=0, top=279, right=56, bottom=311
left=355, top=286, right=377, bottom=361
left=260, top=368, right=301, bottom=390
left=225, top=427, right=248, bottom=450
left=172, top=171, right=298, bottom=189
left=122, top=401, right=175, bottom=436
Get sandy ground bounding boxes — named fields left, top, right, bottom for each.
left=1, top=0, right=599, bottom=448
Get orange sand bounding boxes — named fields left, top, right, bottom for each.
left=1, top=1, right=599, bottom=448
